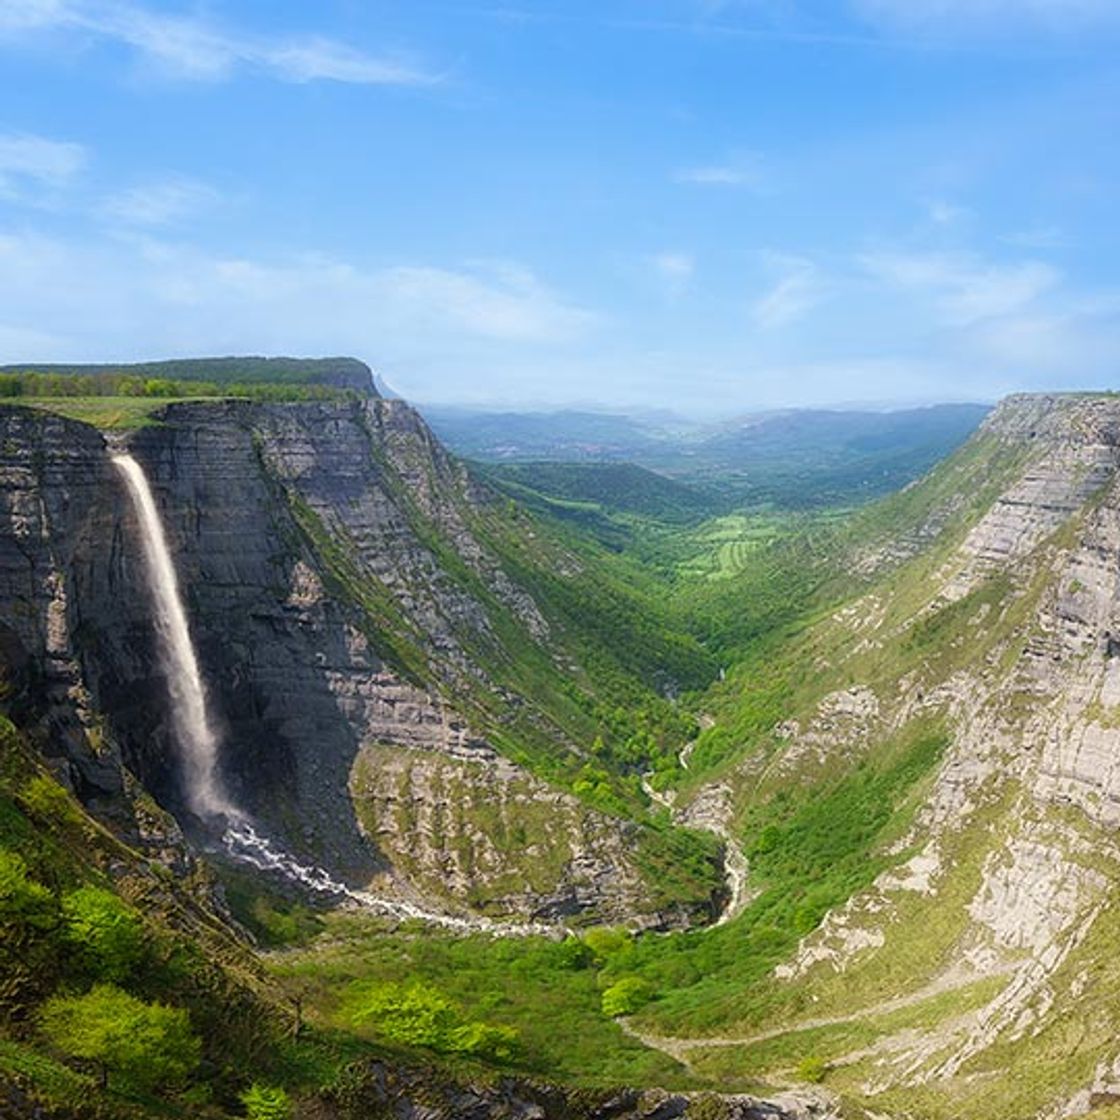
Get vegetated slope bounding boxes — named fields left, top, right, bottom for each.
left=474, top=461, right=723, bottom=555
left=0, top=714, right=810, bottom=1120
left=0, top=397, right=720, bottom=932
left=0, top=356, right=375, bottom=393
left=0, top=716, right=296, bottom=1117
left=479, top=462, right=719, bottom=524
left=616, top=393, right=1120, bottom=1119
left=684, top=403, right=991, bottom=508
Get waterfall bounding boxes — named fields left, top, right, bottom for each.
left=112, top=454, right=237, bottom=820
left=111, top=453, right=555, bottom=938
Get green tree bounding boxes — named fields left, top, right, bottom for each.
left=61, top=886, right=145, bottom=982
left=350, top=981, right=459, bottom=1049
left=349, top=981, right=519, bottom=1062
left=600, top=976, right=653, bottom=1017
left=240, top=1083, right=292, bottom=1120
left=0, top=849, right=61, bottom=1015
left=39, top=984, right=199, bottom=1092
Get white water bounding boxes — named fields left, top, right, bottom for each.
left=223, top=822, right=558, bottom=938
left=113, top=454, right=237, bottom=820
left=114, top=453, right=556, bottom=938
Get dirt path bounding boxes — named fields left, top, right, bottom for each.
left=620, top=960, right=1016, bottom=1062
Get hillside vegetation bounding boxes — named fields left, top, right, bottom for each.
left=9, top=383, right=1117, bottom=1120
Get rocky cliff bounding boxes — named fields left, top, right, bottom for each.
left=0, top=397, right=720, bottom=928
left=651, top=393, right=1120, bottom=1118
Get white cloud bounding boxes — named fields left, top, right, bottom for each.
left=379, top=263, right=597, bottom=342
left=926, top=198, right=969, bottom=226
left=0, top=132, right=85, bottom=194
left=750, top=253, right=823, bottom=329
left=0, top=0, right=438, bottom=84
left=648, top=252, right=695, bottom=297
left=674, top=152, right=765, bottom=188
left=859, top=250, right=1058, bottom=325
left=99, top=177, right=221, bottom=225
left=852, top=0, right=1120, bottom=36
left=0, top=229, right=597, bottom=368
left=1002, top=226, right=1071, bottom=250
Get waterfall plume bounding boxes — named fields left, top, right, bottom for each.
left=113, top=453, right=237, bottom=820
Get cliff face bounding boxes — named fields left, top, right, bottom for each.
left=665, top=393, right=1120, bottom=1118
left=0, top=399, right=718, bottom=927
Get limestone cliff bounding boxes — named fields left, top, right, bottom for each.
left=660, top=393, right=1120, bottom=1118
left=0, top=398, right=720, bottom=928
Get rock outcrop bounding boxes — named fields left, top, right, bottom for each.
left=0, top=398, right=719, bottom=927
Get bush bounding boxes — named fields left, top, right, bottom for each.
left=19, top=776, right=84, bottom=828
left=240, top=1083, right=292, bottom=1120
left=600, top=976, right=653, bottom=1017
left=39, top=984, right=200, bottom=1092
left=797, top=1055, right=828, bottom=1083
left=61, top=886, right=145, bottom=982
left=581, top=927, right=630, bottom=965
left=0, top=850, right=57, bottom=930
left=349, top=981, right=519, bottom=1062
left=448, top=1021, right=520, bottom=1062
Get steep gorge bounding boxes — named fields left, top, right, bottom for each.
left=633, top=393, right=1120, bottom=1119
left=0, top=395, right=720, bottom=929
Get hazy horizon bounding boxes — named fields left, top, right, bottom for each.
left=2, top=1, right=1119, bottom=410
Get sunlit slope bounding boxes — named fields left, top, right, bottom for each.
left=634, top=394, right=1120, bottom=1118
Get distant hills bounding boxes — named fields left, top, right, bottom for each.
left=426, top=402, right=992, bottom=511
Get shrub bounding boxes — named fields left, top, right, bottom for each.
left=39, top=984, right=200, bottom=1092
left=240, top=1083, right=292, bottom=1120
left=61, top=886, right=145, bottom=982
left=448, top=1021, right=520, bottom=1062
left=581, top=927, right=629, bottom=965
left=797, top=1055, right=828, bottom=1083
left=349, top=981, right=519, bottom=1062
left=0, top=850, right=57, bottom=930
left=19, top=776, right=84, bottom=828
left=600, top=976, right=653, bottom=1017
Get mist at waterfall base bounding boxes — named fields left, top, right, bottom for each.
left=112, top=454, right=552, bottom=936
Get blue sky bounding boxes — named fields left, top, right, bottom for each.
left=1, top=0, right=1119, bottom=413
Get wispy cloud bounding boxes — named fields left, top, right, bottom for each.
left=1002, top=225, right=1072, bottom=250
left=379, top=262, right=597, bottom=342
left=648, top=251, right=695, bottom=297
left=859, top=250, right=1058, bottom=325
left=925, top=198, right=970, bottom=226
left=674, top=151, right=765, bottom=188
left=99, top=176, right=222, bottom=226
left=0, top=131, right=85, bottom=195
left=852, top=0, right=1120, bottom=37
left=0, top=229, right=597, bottom=368
left=750, top=252, right=824, bottom=329
left=0, top=0, right=439, bottom=84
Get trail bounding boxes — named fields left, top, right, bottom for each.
left=619, top=961, right=1017, bottom=1063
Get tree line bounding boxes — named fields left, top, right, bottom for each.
left=0, top=370, right=358, bottom=402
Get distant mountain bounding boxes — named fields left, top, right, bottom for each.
left=426, top=402, right=992, bottom=510
left=422, top=406, right=677, bottom=461
left=479, top=461, right=719, bottom=523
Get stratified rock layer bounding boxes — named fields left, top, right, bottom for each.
left=0, top=399, right=716, bottom=927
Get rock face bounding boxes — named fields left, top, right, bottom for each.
left=671, top=394, right=1120, bottom=1118
left=351, top=743, right=656, bottom=923
left=0, top=399, right=717, bottom=927
left=321, top=1058, right=824, bottom=1120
